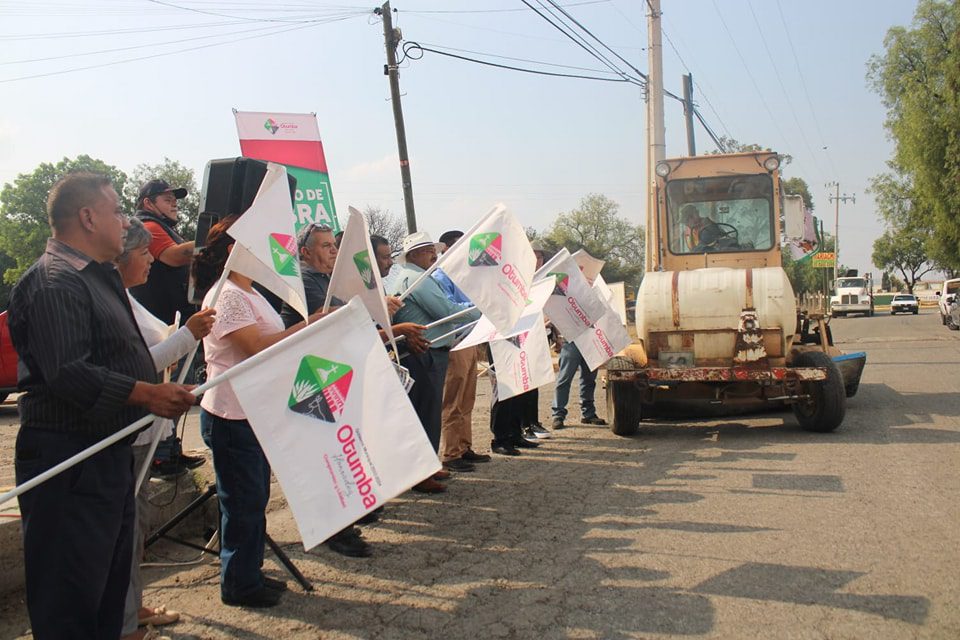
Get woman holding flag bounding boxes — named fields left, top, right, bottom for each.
left=192, top=216, right=325, bottom=608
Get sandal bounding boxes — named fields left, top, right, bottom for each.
left=139, top=605, right=180, bottom=626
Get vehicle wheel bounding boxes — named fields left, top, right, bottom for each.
left=890, top=310, right=896, bottom=315
left=607, top=381, right=640, bottom=436
left=869, top=308, right=874, bottom=317
left=791, top=350, right=846, bottom=432
left=913, top=309, right=918, bottom=315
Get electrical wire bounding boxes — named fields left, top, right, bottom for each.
left=401, top=41, right=635, bottom=84
left=774, top=0, right=839, bottom=178
left=404, top=0, right=609, bottom=14
left=0, top=19, right=338, bottom=84
left=0, top=20, right=249, bottom=41
left=542, top=0, right=646, bottom=80
left=143, top=0, right=367, bottom=23
left=414, top=42, right=624, bottom=75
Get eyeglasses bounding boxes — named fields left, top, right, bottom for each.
left=296, top=223, right=333, bottom=250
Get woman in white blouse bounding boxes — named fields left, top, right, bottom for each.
left=116, top=217, right=215, bottom=640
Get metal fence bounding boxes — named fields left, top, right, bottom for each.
left=797, top=293, right=829, bottom=314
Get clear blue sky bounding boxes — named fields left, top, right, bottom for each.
left=0, top=0, right=919, bottom=275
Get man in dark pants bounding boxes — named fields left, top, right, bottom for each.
left=9, top=172, right=195, bottom=640
left=129, top=178, right=204, bottom=478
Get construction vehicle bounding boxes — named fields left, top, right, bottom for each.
left=606, top=150, right=863, bottom=436
left=830, top=271, right=874, bottom=317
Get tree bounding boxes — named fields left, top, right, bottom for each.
left=0, top=155, right=132, bottom=289
left=867, top=0, right=960, bottom=271
left=125, top=157, right=200, bottom=241
left=543, top=194, right=645, bottom=289
left=872, top=227, right=935, bottom=294
left=362, top=205, right=406, bottom=250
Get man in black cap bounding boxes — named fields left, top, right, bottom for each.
left=129, top=179, right=204, bottom=478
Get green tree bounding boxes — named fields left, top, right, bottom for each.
left=125, top=157, right=200, bottom=240
left=543, top=194, right=645, bottom=289
left=867, top=0, right=960, bottom=271
left=871, top=227, right=935, bottom=294
left=0, top=155, right=132, bottom=289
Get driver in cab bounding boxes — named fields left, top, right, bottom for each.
left=681, top=205, right=723, bottom=252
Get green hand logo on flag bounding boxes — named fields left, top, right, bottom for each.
left=548, top=272, right=569, bottom=296
left=269, top=233, right=299, bottom=277
left=467, top=232, right=503, bottom=267
left=353, top=250, right=377, bottom=290
left=288, top=355, right=354, bottom=422
left=264, top=118, right=279, bottom=135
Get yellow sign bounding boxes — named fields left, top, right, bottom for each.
left=812, top=252, right=835, bottom=269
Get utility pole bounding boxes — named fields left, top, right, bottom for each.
left=826, top=181, right=856, bottom=278
left=645, top=0, right=665, bottom=272
left=376, top=2, right=417, bottom=233
left=682, top=73, right=696, bottom=156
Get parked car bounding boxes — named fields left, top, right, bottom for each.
left=948, top=297, right=960, bottom=331
left=937, top=277, right=960, bottom=325
left=890, top=294, right=919, bottom=315
left=0, top=311, right=18, bottom=403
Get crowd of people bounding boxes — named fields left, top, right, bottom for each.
left=8, top=172, right=608, bottom=638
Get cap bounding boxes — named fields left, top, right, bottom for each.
left=138, top=179, right=187, bottom=203
left=438, top=229, right=464, bottom=247
left=398, top=231, right=442, bottom=263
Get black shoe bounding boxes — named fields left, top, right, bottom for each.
left=551, top=417, right=566, bottom=430
left=326, top=530, right=372, bottom=558
left=151, top=459, right=188, bottom=481
left=222, top=587, right=282, bottom=608
left=491, top=442, right=521, bottom=456
left=179, top=452, right=206, bottom=469
left=462, top=449, right=492, bottom=463
left=513, top=438, right=540, bottom=448
left=582, top=416, right=607, bottom=425
left=522, top=426, right=540, bottom=443
left=262, top=576, right=288, bottom=591
left=443, top=457, right=476, bottom=472
left=356, top=507, right=382, bottom=525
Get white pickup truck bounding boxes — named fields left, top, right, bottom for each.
left=938, top=278, right=960, bottom=325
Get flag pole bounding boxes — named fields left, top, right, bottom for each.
left=423, top=305, right=476, bottom=330
left=428, top=319, right=480, bottom=346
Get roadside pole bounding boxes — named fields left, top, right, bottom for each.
left=645, top=0, right=665, bottom=272
left=682, top=73, right=696, bottom=156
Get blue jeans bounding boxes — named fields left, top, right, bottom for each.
left=551, top=342, right=598, bottom=420
left=200, top=410, right=270, bottom=599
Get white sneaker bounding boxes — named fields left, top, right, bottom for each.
left=530, top=424, right=552, bottom=439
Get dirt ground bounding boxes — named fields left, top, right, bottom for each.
left=1, top=312, right=959, bottom=639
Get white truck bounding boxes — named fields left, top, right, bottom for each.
left=831, top=273, right=874, bottom=317
left=937, top=277, right=960, bottom=325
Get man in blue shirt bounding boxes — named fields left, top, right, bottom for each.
left=433, top=231, right=491, bottom=474
left=391, top=232, right=481, bottom=493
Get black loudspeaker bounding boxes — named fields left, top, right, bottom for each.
left=197, top=157, right=297, bottom=247
left=188, top=157, right=297, bottom=305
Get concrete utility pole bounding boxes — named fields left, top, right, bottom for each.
left=682, top=73, right=696, bottom=156
left=827, top=181, right=856, bottom=278
left=376, top=2, right=417, bottom=233
left=645, top=0, right=666, bottom=272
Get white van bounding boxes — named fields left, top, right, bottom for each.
left=937, top=278, right=960, bottom=325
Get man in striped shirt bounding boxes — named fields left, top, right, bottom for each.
left=9, top=172, right=196, bottom=640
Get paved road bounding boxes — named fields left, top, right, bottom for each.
left=1, top=310, right=958, bottom=639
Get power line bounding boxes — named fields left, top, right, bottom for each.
left=774, top=0, right=839, bottom=178
left=413, top=42, right=623, bottom=75
left=542, top=0, right=647, bottom=80
left=401, top=41, right=635, bottom=84
left=745, top=0, right=824, bottom=181
left=142, top=0, right=366, bottom=23
left=0, top=18, right=348, bottom=84
left=404, top=0, right=609, bottom=14
left=0, top=20, right=250, bottom=40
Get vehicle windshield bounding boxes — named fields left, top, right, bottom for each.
left=837, top=278, right=867, bottom=288
left=894, top=295, right=915, bottom=300
left=947, top=281, right=960, bottom=294
left=665, top=174, right=775, bottom=254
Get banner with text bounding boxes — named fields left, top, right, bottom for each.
left=235, top=110, right=340, bottom=233
left=489, top=314, right=555, bottom=400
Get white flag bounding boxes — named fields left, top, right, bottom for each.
left=453, top=278, right=553, bottom=351
left=434, top=204, right=536, bottom=333
left=574, top=308, right=632, bottom=371
left=489, top=314, right=555, bottom=400
left=326, top=206, right=394, bottom=344
left=229, top=299, right=439, bottom=550
left=226, top=163, right=308, bottom=321
left=572, top=248, right=605, bottom=283
left=535, top=248, right=609, bottom=341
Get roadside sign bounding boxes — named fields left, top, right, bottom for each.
left=812, top=252, right=835, bottom=268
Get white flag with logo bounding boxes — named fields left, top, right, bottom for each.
left=434, top=203, right=536, bottom=333
left=228, top=299, right=439, bottom=550
left=574, top=308, right=632, bottom=371
left=453, top=278, right=553, bottom=351
left=326, top=206, right=394, bottom=344
left=226, top=163, right=308, bottom=321
left=535, top=248, right=608, bottom=341
left=489, top=314, right=555, bottom=400
left=572, top=248, right=605, bottom=283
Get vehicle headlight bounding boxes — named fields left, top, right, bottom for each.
left=763, top=156, right=780, bottom=172
left=655, top=162, right=671, bottom=177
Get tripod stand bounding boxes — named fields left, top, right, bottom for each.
left=145, top=484, right=313, bottom=591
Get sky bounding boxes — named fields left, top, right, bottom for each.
left=0, top=0, right=921, bottom=276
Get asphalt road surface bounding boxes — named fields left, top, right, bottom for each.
left=1, top=309, right=958, bottom=639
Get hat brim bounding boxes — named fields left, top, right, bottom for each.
left=398, top=241, right=443, bottom=264
left=170, top=188, right=188, bottom=199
